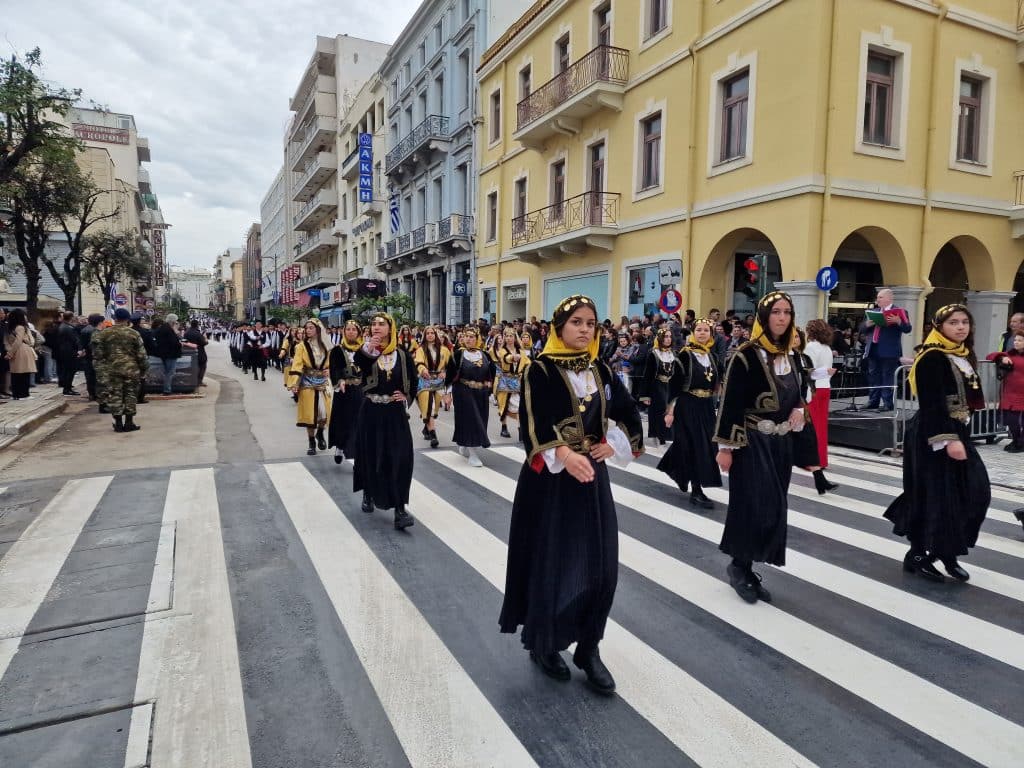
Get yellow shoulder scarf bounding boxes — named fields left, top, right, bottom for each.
left=749, top=316, right=793, bottom=356
left=540, top=327, right=600, bottom=371
left=341, top=321, right=362, bottom=352
left=372, top=313, right=398, bottom=354
left=907, top=329, right=968, bottom=396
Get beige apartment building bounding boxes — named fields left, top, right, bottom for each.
left=476, top=0, right=1024, bottom=353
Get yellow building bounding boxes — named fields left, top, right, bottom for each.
left=475, top=0, right=1024, bottom=353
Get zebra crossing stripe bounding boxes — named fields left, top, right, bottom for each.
left=434, top=450, right=1024, bottom=768
left=406, top=470, right=816, bottom=768
left=265, top=462, right=539, bottom=768
left=0, top=476, right=112, bottom=681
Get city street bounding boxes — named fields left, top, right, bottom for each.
left=0, top=340, right=1022, bottom=767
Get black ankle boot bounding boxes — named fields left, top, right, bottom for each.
left=261, top=372, right=266, bottom=381
left=361, top=492, right=374, bottom=513
left=572, top=643, right=615, bottom=695
left=112, top=415, right=124, bottom=432
left=903, top=549, right=944, bottom=581
left=394, top=505, right=415, bottom=530
left=307, top=436, right=317, bottom=456
left=1014, top=509, right=1024, bottom=534
left=429, top=429, right=439, bottom=449
left=422, top=424, right=430, bottom=439
left=689, top=484, right=714, bottom=509
left=529, top=650, right=570, bottom=681
left=316, top=428, right=326, bottom=450
left=123, top=414, right=140, bottom=431
left=98, top=403, right=109, bottom=414
left=941, top=557, right=970, bottom=581
left=813, top=469, right=839, bottom=494
left=500, top=424, right=511, bottom=438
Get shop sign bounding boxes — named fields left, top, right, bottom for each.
left=358, top=133, right=373, bottom=203
left=504, top=285, right=527, bottom=301
left=72, top=123, right=129, bottom=145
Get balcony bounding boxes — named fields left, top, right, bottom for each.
left=293, top=152, right=337, bottom=203
left=436, top=213, right=474, bottom=250
left=137, top=167, right=151, bottom=194
left=296, top=267, right=341, bottom=291
left=290, top=75, right=336, bottom=123
left=514, top=45, right=629, bottom=149
left=359, top=196, right=383, bottom=217
left=293, top=188, right=338, bottom=232
left=1011, top=170, right=1024, bottom=239
left=385, top=115, right=450, bottom=176
left=293, top=227, right=338, bottom=263
left=340, top=146, right=361, bottom=180
left=136, top=136, right=151, bottom=163
left=333, top=218, right=352, bottom=238
left=510, top=191, right=620, bottom=260
left=291, top=116, right=336, bottom=171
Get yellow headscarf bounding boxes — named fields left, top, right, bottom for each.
left=341, top=320, right=362, bottom=352
left=687, top=319, right=715, bottom=355
left=540, top=294, right=601, bottom=367
left=371, top=313, right=398, bottom=354
left=462, top=326, right=481, bottom=350
left=750, top=291, right=796, bottom=355
left=908, top=304, right=972, bottom=396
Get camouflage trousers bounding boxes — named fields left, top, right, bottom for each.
left=98, top=374, right=141, bottom=416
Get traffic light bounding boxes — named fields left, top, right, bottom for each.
left=741, top=256, right=761, bottom=300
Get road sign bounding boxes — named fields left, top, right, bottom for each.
left=658, top=259, right=682, bottom=286
left=114, top=294, right=128, bottom=306
left=816, top=266, right=839, bottom=291
left=659, top=288, right=682, bottom=314
left=452, top=280, right=468, bottom=297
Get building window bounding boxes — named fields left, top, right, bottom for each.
left=418, top=43, right=426, bottom=69
left=556, top=34, right=570, bottom=73
left=435, top=74, right=445, bottom=115
left=391, top=79, right=399, bottom=101
left=956, top=75, right=982, bottom=163
left=434, top=22, right=443, bottom=51
left=640, top=113, right=661, bottom=190
left=486, top=191, right=498, bottom=242
left=461, top=0, right=470, bottom=23
left=551, top=160, right=566, bottom=219
left=513, top=177, right=527, bottom=237
left=595, top=3, right=611, bottom=47
left=490, top=90, right=501, bottom=143
left=402, top=61, right=411, bottom=87
left=519, top=65, right=532, bottom=100
left=459, top=52, right=471, bottom=110
left=646, top=0, right=668, bottom=40
left=720, top=70, right=749, bottom=162
left=863, top=52, right=895, bottom=146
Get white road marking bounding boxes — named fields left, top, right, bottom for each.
left=124, top=702, right=154, bottom=768
left=0, top=476, right=112, bottom=678
left=441, top=449, right=1024, bottom=768
left=132, top=469, right=252, bottom=768
left=410, top=461, right=815, bottom=768
left=265, top=462, right=539, bottom=768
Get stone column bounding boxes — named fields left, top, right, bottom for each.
left=772, top=280, right=822, bottom=329
left=416, top=275, right=428, bottom=324
left=888, top=285, right=929, bottom=358
left=966, top=290, right=1017, bottom=356
left=428, top=270, right=441, bottom=325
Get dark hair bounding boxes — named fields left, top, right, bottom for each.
left=88, top=314, right=104, bottom=326
left=6, top=308, right=27, bottom=331
left=62, top=311, right=75, bottom=322
left=755, top=291, right=796, bottom=352
left=805, top=318, right=834, bottom=344
left=933, top=305, right=977, bottom=367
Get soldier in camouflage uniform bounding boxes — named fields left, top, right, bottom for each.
left=92, top=307, right=150, bottom=433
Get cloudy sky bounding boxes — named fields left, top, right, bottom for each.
left=4, top=0, right=420, bottom=270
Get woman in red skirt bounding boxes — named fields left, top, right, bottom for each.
left=804, top=319, right=838, bottom=493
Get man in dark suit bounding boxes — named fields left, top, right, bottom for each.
left=55, top=311, right=83, bottom=395
left=860, top=288, right=912, bottom=411
left=1000, top=313, right=1024, bottom=353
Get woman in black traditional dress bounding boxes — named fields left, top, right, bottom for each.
left=640, top=327, right=675, bottom=445
left=352, top=313, right=417, bottom=530
left=500, top=295, right=643, bottom=695
left=658, top=318, right=722, bottom=509
left=327, top=320, right=364, bottom=464
left=445, top=326, right=495, bottom=467
left=884, top=304, right=990, bottom=581
left=715, top=291, right=808, bottom=604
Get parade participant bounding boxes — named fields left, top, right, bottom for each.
left=500, top=295, right=643, bottom=695
left=987, top=331, right=1024, bottom=452
left=715, top=291, right=807, bottom=603
left=412, top=325, right=451, bottom=449
left=640, top=327, right=676, bottom=445
left=287, top=319, right=333, bottom=455
left=92, top=308, right=150, bottom=433
left=245, top=320, right=269, bottom=381
left=280, top=326, right=304, bottom=394
left=352, top=312, right=417, bottom=529
left=445, top=325, right=495, bottom=467
left=397, top=324, right=419, bottom=356
left=492, top=327, right=530, bottom=439
left=327, top=321, right=364, bottom=464
left=658, top=318, right=721, bottom=509
left=803, top=320, right=839, bottom=492
left=884, top=305, right=991, bottom=582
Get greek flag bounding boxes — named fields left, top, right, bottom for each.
left=389, top=190, right=400, bottom=235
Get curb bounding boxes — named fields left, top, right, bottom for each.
left=0, top=398, right=68, bottom=449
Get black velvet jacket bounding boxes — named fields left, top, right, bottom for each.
left=914, top=349, right=984, bottom=444
left=354, top=348, right=417, bottom=399
left=329, top=346, right=362, bottom=386
left=668, top=348, right=720, bottom=409
left=714, top=343, right=808, bottom=448
left=521, top=357, right=644, bottom=464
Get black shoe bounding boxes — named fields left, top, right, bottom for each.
left=813, top=470, right=839, bottom=495
left=307, top=437, right=317, bottom=456
left=63, top=389, right=80, bottom=396
left=500, top=425, right=511, bottom=438
left=137, top=397, right=147, bottom=404
left=572, top=644, right=615, bottom=695
left=1005, top=444, right=1023, bottom=453
left=316, top=430, right=327, bottom=450
left=727, top=563, right=759, bottom=603
left=689, top=490, right=714, bottom=510
left=394, top=505, right=415, bottom=530
left=123, top=414, right=141, bottom=431
left=659, top=438, right=666, bottom=445
left=98, top=403, right=109, bottom=414
left=112, top=415, right=124, bottom=433
left=749, top=571, right=772, bottom=603
left=334, top=448, right=344, bottom=465
left=429, top=430, right=439, bottom=449
left=361, top=492, right=374, bottom=513
left=902, top=550, right=945, bottom=582
left=422, top=425, right=430, bottom=439
left=261, top=373, right=266, bottom=381
left=529, top=650, right=571, bottom=682
left=1014, top=509, right=1024, bottom=533
left=941, top=558, right=970, bottom=582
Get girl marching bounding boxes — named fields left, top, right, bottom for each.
left=287, top=319, right=333, bottom=456
left=658, top=318, right=722, bottom=509
left=492, top=327, right=531, bottom=439
left=327, top=321, right=365, bottom=464
left=413, top=326, right=451, bottom=449
left=640, top=327, right=676, bottom=445
left=446, top=326, right=495, bottom=467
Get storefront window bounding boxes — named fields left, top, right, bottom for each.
left=627, top=265, right=661, bottom=319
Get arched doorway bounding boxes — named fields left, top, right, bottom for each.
left=1012, top=258, right=1024, bottom=314
left=924, top=235, right=995, bottom=321
left=828, top=227, right=907, bottom=328
left=699, top=228, right=782, bottom=317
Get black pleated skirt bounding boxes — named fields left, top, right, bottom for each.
left=327, top=385, right=363, bottom=457
left=452, top=383, right=491, bottom=448
left=657, top=395, right=722, bottom=491
left=353, top=401, right=414, bottom=509
left=647, top=380, right=671, bottom=440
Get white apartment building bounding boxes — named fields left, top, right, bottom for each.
left=165, top=267, right=213, bottom=310
left=287, top=35, right=389, bottom=312
left=259, top=166, right=288, bottom=311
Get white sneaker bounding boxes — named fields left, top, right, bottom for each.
left=458, top=446, right=469, bottom=457
left=467, top=448, right=483, bottom=468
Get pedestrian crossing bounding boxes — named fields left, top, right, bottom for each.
left=0, top=451, right=1022, bottom=767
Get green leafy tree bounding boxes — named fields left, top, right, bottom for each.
left=351, top=292, right=415, bottom=326
left=81, top=230, right=150, bottom=309
left=1, top=49, right=80, bottom=184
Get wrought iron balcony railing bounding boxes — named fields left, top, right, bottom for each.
left=385, top=115, right=450, bottom=173
left=398, top=233, right=411, bottom=253
left=511, top=191, right=620, bottom=248
left=437, top=213, right=474, bottom=240
left=1015, top=170, right=1024, bottom=207
left=516, top=45, right=629, bottom=131
left=386, top=240, right=397, bottom=258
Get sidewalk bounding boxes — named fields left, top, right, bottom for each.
left=832, top=442, right=1023, bottom=492
left=0, top=384, right=69, bottom=450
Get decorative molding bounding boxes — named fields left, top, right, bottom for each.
left=626, top=47, right=693, bottom=93
left=695, top=0, right=787, bottom=52
left=617, top=208, right=689, bottom=233
left=691, top=176, right=825, bottom=218
left=945, top=4, right=1020, bottom=41
left=830, top=178, right=926, bottom=206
